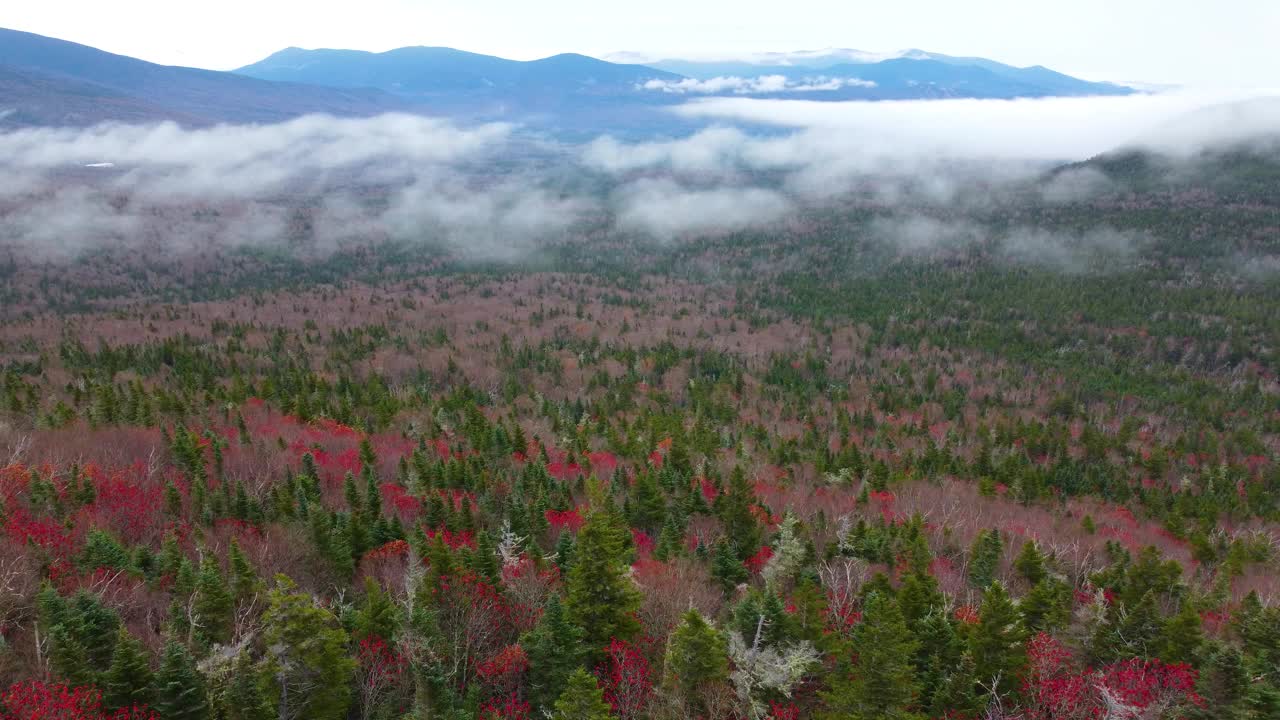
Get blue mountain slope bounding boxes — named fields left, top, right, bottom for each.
left=644, top=51, right=1131, bottom=98
left=0, top=27, right=407, bottom=125
left=236, top=47, right=681, bottom=98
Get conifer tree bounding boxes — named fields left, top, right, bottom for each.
left=710, top=537, right=748, bottom=593
left=717, top=466, right=761, bottom=560
left=1091, top=590, right=1163, bottom=662
left=154, top=640, right=210, bottom=720
left=1019, top=578, right=1072, bottom=634
left=103, top=627, right=154, bottom=710
left=627, top=471, right=666, bottom=532
left=552, top=668, right=614, bottom=720
left=194, top=554, right=234, bottom=645
left=664, top=609, right=728, bottom=708
left=352, top=576, right=400, bottom=643
left=967, top=529, right=1003, bottom=588
left=1163, top=600, right=1206, bottom=665
left=523, top=594, right=586, bottom=712
left=228, top=538, right=258, bottom=602
left=1013, top=540, right=1048, bottom=585
left=565, top=506, right=641, bottom=654
left=1195, top=645, right=1250, bottom=720
left=261, top=576, right=355, bottom=720
left=820, top=591, right=921, bottom=720
left=968, top=581, right=1025, bottom=698
left=223, top=652, right=274, bottom=720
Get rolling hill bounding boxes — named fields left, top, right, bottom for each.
left=0, top=27, right=407, bottom=127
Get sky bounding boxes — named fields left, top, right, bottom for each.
left=3, top=0, right=1278, bottom=86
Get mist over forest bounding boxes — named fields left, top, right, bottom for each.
left=2, top=20, right=1280, bottom=720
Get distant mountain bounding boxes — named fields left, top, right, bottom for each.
left=636, top=49, right=1132, bottom=99
left=236, top=47, right=681, bottom=103
left=0, top=27, right=1139, bottom=136
left=239, top=45, right=1131, bottom=103
left=0, top=27, right=407, bottom=127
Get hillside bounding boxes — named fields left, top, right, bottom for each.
left=0, top=27, right=408, bottom=126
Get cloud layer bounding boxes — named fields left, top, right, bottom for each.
left=1, top=90, right=1277, bottom=265
left=640, top=75, right=876, bottom=94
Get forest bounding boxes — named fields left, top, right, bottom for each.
left=0, top=136, right=1278, bottom=720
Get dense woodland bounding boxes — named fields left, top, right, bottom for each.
left=0, top=145, right=1278, bottom=720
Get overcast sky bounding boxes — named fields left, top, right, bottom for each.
left=4, top=0, right=1277, bottom=86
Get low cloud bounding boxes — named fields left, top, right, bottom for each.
left=615, top=178, right=791, bottom=239
left=640, top=75, right=876, bottom=95
left=672, top=90, right=1280, bottom=160
left=1, top=90, right=1277, bottom=266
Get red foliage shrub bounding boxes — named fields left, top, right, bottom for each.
left=596, top=638, right=653, bottom=720
left=545, top=508, right=584, bottom=534
left=0, top=681, right=158, bottom=720
left=744, top=545, right=773, bottom=575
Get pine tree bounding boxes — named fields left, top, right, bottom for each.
left=154, top=640, right=210, bottom=720
left=261, top=576, right=355, bottom=720
left=967, top=529, right=1003, bottom=588
left=897, top=567, right=946, bottom=626
left=103, top=627, right=154, bottom=710
left=717, top=466, right=761, bottom=560
left=565, top=506, right=641, bottom=654
left=652, top=513, right=685, bottom=562
left=1163, top=600, right=1205, bottom=665
left=524, top=594, right=587, bottom=712
left=821, top=591, right=921, bottom=720
left=627, top=471, right=666, bottom=532
left=470, top=530, right=501, bottom=582
left=1019, top=578, right=1072, bottom=633
left=664, top=609, right=728, bottom=707
left=223, top=653, right=274, bottom=720
left=352, top=576, right=400, bottom=643
left=552, top=667, right=614, bottom=720
left=228, top=538, right=258, bottom=602
left=1091, top=590, right=1163, bottom=662
left=47, top=624, right=93, bottom=687
left=912, top=610, right=964, bottom=712
left=194, top=555, right=234, bottom=646
left=710, top=537, right=748, bottom=593
left=1196, top=645, right=1250, bottom=720
left=968, top=581, right=1025, bottom=698
left=1013, top=540, right=1048, bottom=585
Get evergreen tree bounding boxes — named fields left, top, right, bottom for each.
left=228, top=538, right=258, bottom=602
left=103, top=627, right=154, bottom=711
left=912, top=610, right=965, bottom=713
left=1196, top=645, right=1250, bottom=720
left=897, top=567, right=946, bottom=626
left=261, top=576, right=355, bottom=720
left=717, top=466, right=761, bottom=560
left=194, top=554, right=234, bottom=645
left=552, top=668, right=614, bottom=720
left=627, top=471, right=666, bottom=532
left=1019, top=578, right=1072, bottom=634
left=664, top=609, right=728, bottom=708
left=154, top=640, right=210, bottom=720
left=1091, top=590, right=1163, bottom=662
left=820, top=591, right=921, bottom=720
left=223, top=653, right=274, bottom=720
left=565, top=506, right=641, bottom=654
left=524, top=595, right=587, bottom=712
left=710, top=537, right=748, bottom=592
left=47, top=624, right=93, bottom=687
left=1163, top=600, right=1206, bottom=665
left=968, top=581, right=1025, bottom=698
left=352, top=576, right=400, bottom=643
left=967, top=529, right=1003, bottom=589
left=1012, top=540, right=1048, bottom=585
